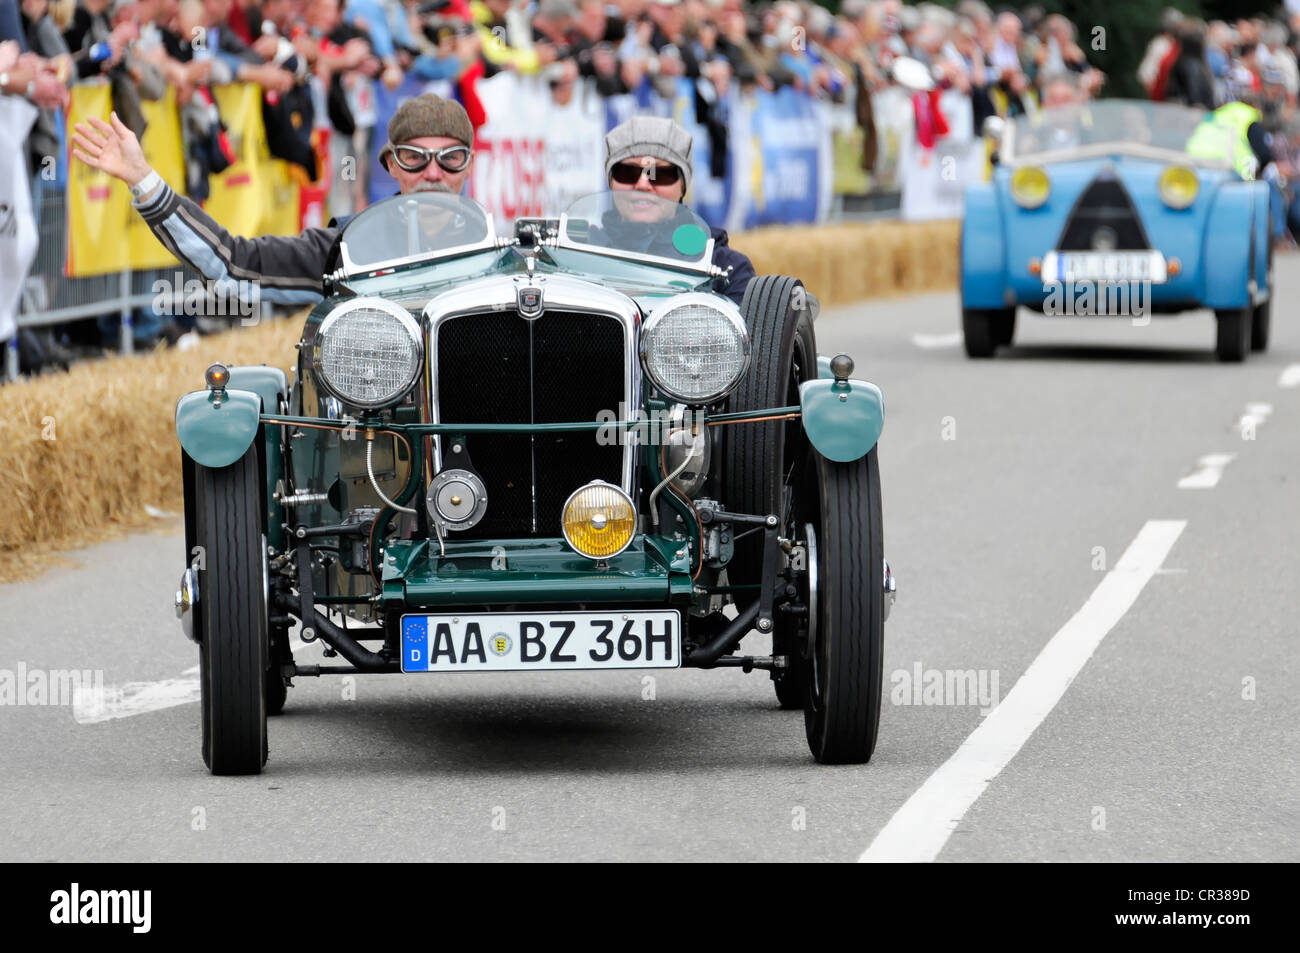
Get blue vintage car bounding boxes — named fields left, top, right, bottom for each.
left=961, top=100, right=1272, bottom=361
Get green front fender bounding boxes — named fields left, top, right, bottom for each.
left=175, top=389, right=262, bottom=468
left=799, top=378, right=884, bottom=462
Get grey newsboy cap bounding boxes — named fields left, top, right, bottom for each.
left=605, top=116, right=694, bottom=196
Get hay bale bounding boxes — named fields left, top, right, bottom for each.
left=0, top=318, right=302, bottom=582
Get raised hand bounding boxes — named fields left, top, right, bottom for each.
left=71, top=111, right=151, bottom=186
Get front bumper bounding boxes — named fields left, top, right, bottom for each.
left=379, top=536, right=696, bottom=609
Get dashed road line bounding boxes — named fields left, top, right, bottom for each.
left=859, top=520, right=1186, bottom=863
left=1177, top=453, right=1236, bottom=489
left=911, top=331, right=963, bottom=349
left=1279, top=364, right=1300, bottom=388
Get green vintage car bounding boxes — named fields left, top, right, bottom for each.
left=173, top=191, right=893, bottom=774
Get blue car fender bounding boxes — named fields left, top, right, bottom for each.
left=799, top=378, right=884, bottom=463
left=961, top=184, right=1008, bottom=310
left=1201, top=181, right=1256, bottom=310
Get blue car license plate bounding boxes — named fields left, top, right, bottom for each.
left=400, top=610, right=682, bottom=672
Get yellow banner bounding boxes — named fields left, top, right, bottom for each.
left=66, top=84, right=131, bottom=275
left=205, top=84, right=299, bottom=240
left=67, top=83, right=299, bottom=277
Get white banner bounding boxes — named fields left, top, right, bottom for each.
left=469, top=73, right=607, bottom=223
left=1, top=96, right=39, bottom=343
left=899, top=89, right=983, bottom=222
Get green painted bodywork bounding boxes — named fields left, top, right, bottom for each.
left=175, top=389, right=262, bottom=468
left=379, top=537, right=693, bottom=608
left=817, top=355, right=834, bottom=379
left=799, top=378, right=884, bottom=462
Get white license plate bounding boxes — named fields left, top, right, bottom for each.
left=1042, top=251, right=1167, bottom=283
left=400, top=610, right=682, bottom=672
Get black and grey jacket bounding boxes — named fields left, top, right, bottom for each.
left=133, top=182, right=343, bottom=308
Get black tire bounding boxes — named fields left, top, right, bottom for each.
left=1251, top=298, right=1271, bottom=352
left=802, top=447, right=885, bottom=765
left=1215, top=307, right=1251, bottom=362
left=196, top=447, right=269, bottom=774
left=722, top=275, right=816, bottom=709
left=962, top=307, right=997, bottom=358
left=266, top=625, right=290, bottom=716
left=1252, top=245, right=1272, bottom=352
left=993, top=308, right=1016, bottom=347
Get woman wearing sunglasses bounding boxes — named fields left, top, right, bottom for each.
left=71, top=93, right=476, bottom=310
left=603, top=115, right=755, bottom=304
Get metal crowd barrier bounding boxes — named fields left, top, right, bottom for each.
left=6, top=187, right=270, bottom=381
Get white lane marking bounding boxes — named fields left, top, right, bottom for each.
left=1234, top=403, right=1273, bottom=437
left=911, top=331, right=962, bottom=349
left=1279, top=364, right=1300, bottom=388
left=73, top=638, right=318, bottom=723
left=1177, top=453, right=1236, bottom=489
left=73, top=677, right=200, bottom=724
left=860, top=520, right=1186, bottom=864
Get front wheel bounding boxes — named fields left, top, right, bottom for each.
left=802, top=447, right=885, bottom=764
left=1215, top=307, right=1251, bottom=362
left=1251, top=298, right=1271, bottom=352
left=962, top=307, right=1010, bottom=358
left=195, top=446, right=269, bottom=774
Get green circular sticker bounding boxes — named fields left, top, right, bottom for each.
left=672, top=224, right=708, bottom=257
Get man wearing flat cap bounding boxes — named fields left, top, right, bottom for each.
left=71, top=93, right=476, bottom=306
left=604, top=115, right=755, bottom=304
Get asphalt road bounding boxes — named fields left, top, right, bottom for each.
left=3, top=261, right=1298, bottom=863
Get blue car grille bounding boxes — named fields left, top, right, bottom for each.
left=435, top=310, right=626, bottom=539
left=1056, top=177, right=1151, bottom=251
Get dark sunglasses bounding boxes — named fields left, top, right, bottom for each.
left=390, top=143, right=472, bottom=173
left=610, top=160, right=683, bottom=187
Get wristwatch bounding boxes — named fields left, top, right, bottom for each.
left=130, top=169, right=163, bottom=201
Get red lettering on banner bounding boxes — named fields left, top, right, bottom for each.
left=226, top=172, right=252, bottom=187
left=471, top=137, right=545, bottom=223
left=87, top=186, right=111, bottom=200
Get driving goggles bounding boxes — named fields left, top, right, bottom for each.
left=389, top=143, right=473, bottom=173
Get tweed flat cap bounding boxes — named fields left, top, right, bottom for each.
left=378, top=94, right=474, bottom=171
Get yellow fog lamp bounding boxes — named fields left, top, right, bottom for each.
left=1010, top=165, right=1050, bottom=209
left=562, top=481, right=637, bottom=559
left=1158, top=165, right=1199, bottom=209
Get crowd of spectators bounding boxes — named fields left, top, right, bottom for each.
left=1138, top=8, right=1300, bottom=246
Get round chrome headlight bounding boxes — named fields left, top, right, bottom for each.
left=313, top=297, right=423, bottom=410
left=639, top=293, right=750, bottom=405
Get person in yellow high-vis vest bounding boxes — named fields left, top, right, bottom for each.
left=1186, top=100, right=1270, bottom=180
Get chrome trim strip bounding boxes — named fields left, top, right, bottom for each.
left=423, top=273, right=641, bottom=502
